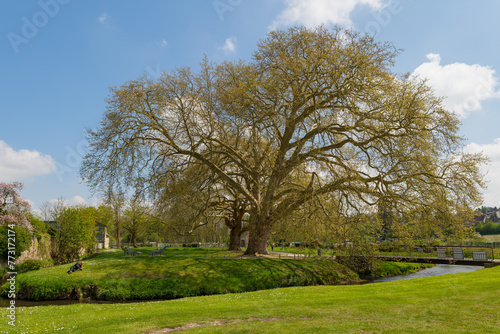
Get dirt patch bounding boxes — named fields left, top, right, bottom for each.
left=229, top=253, right=290, bottom=259
left=68, top=287, right=82, bottom=300
left=15, top=284, right=102, bottom=301
left=83, top=284, right=100, bottom=299
left=333, top=279, right=371, bottom=285
left=147, top=317, right=281, bottom=333
left=15, top=286, right=34, bottom=300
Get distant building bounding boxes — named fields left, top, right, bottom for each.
left=492, top=210, right=500, bottom=222
left=474, top=212, right=487, bottom=224
left=44, top=220, right=59, bottom=230
left=95, top=221, right=110, bottom=250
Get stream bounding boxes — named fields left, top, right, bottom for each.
left=373, top=264, right=483, bottom=282
left=1, top=264, right=485, bottom=307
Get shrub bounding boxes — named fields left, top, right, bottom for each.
left=0, top=225, right=32, bottom=260
left=51, top=207, right=97, bottom=262
left=0, top=266, right=7, bottom=282
left=26, top=213, right=47, bottom=239
left=372, top=261, right=428, bottom=278
left=476, top=221, right=500, bottom=235
left=18, top=259, right=52, bottom=273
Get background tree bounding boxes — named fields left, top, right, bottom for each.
left=51, top=206, right=97, bottom=263
left=151, top=162, right=249, bottom=249
left=94, top=203, right=114, bottom=226
left=477, top=221, right=500, bottom=235
left=25, top=212, right=47, bottom=240
left=82, top=26, right=486, bottom=255
left=0, top=182, right=37, bottom=260
left=123, top=196, right=152, bottom=248
left=152, top=164, right=220, bottom=241
left=39, top=201, right=52, bottom=222
left=47, top=197, right=67, bottom=222
left=103, top=185, right=125, bottom=249
left=0, top=181, right=33, bottom=230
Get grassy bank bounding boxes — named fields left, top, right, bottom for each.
left=1, top=265, right=498, bottom=333
left=481, top=234, right=500, bottom=242
left=372, top=261, right=432, bottom=278
left=2, top=248, right=359, bottom=301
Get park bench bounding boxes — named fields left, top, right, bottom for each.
left=452, top=247, right=464, bottom=260
left=122, top=246, right=141, bottom=256
left=472, top=250, right=488, bottom=261
left=149, top=245, right=168, bottom=256
left=437, top=248, right=446, bottom=259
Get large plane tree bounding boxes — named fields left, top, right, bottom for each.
left=81, top=26, right=485, bottom=255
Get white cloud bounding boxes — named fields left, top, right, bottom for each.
left=49, top=195, right=101, bottom=207
left=464, top=138, right=500, bottom=206
left=159, top=39, right=168, bottom=47
left=88, top=197, right=102, bottom=207
left=98, top=12, right=110, bottom=24
left=69, top=195, right=87, bottom=206
left=466, top=139, right=500, bottom=159
left=270, top=0, right=387, bottom=29
left=219, top=37, right=237, bottom=53
left=412, top=53, right=500, bottom=118
left=31, top=207, right=42, bottom=218
left=0, top=140, right=56, bottom=182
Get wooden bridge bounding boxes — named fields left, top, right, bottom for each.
left=336, top=245, right=500, bottom=267
left=372, top=255, right=499, bottom=267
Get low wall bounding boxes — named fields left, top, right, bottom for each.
left=16, top=234, right=51, bottom=264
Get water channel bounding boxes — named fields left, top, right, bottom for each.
left=1, top=264, right=486, bottom=307
left=373, top=264, right=483, bottom=282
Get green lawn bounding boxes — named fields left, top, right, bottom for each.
left=271, top=246, right=332, bottom=256
left=1, top=265, right=498, bottom=333
left=2, top=247, right=359, bottom=301
left=481, top=234, right=500, bottom=243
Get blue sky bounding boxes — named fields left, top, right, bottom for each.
left=1, top=0, right=499, bottom=211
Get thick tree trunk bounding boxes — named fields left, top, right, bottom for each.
left=244, top=217, right=271, bottom=255
left=226, top=205, right=246, bottom=251
left=132, top=233, right=137, bottom=248
left=116, top=226, right=121, bottom=249
left=228, top=221, right=242, bottom=251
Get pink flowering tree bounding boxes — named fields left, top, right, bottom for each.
left=0, top=181, right=33, bottom=230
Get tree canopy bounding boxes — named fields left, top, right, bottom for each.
left=51, top=206, right=97, bottom=262
left=0, top=181, right=33, bottom=230
left=81, top=26, right=486, bottom=255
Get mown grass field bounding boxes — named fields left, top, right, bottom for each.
left=1, top=264, right=498, bottom=333
left=481, top=234, right=500, bottom=243
left=270, top=246, right=331, bottom=256
left=2, top=247, right=361, bottom=301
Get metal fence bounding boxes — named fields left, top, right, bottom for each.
left=110, top=242, right=228, bottom=248
left=464, top=241, right=500, bottom=248
left=378, top=245, right=495, bottom=260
